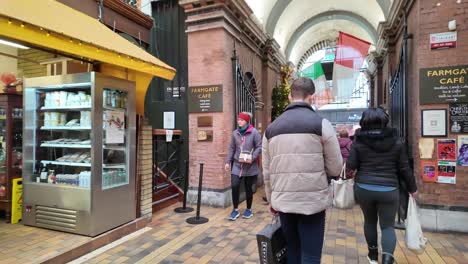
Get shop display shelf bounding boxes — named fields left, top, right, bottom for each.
left=102, top=182, right=127, bottom=190
left=29, top=181, right=90, bottom=190
left=40, top=126, right=92, bottom=131
left=40, top=160, right=92, bottom=167
left=103, top=146, right=126, bottom=151
left=40, top=106, right=92, bottom=111
left=103, top=106, right=126, bottom=112
left=40, top=143, right=92, bottom=149
left=35, top=82, right=92, bottom=90
left=103, top=164, right=126, bottom=169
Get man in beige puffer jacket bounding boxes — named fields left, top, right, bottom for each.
left=262, top=77, right=342, bottom=264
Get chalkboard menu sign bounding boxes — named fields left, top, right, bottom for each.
left=420, top=65, right=468, bottom=104
left=188, top=85, right=223, bottom=113
left=449, top=103, right=468, bottom=133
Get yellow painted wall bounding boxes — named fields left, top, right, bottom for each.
left=0, top=45, right=17, bottom=75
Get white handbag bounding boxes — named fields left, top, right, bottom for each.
left=332, top=164, right=355, bottom=209
left=239, top=136, right=253, bottom=164
left=405, top=196, right=427, bottom=252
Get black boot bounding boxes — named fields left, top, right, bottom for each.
left=367, top=246, right=378, bottom=263
left=382, top=253, right=394, bottom=264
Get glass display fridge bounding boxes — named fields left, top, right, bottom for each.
left=22, top=72, right=136, bottom=236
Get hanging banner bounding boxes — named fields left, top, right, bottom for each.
left=420, top=160, right=437, bottom=183
left=419, top=65, right=468, bottom=104
left=458, top=135, right=468, bottom=166
left=449, top=103, right=468, bottom=133
left=437, top=139, right=457, bottom=160
left=437, top=161, right=456, bottom=184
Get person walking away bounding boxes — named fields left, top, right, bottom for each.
left=225, top=112, right=262, bottom=220
left=262, top=77, right=343, bottom=264
left=338, top=129, right=352, bottom=162
left=346, top=107, right=417, bottom=264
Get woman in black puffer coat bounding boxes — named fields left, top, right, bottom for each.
left=347, top=108, right=417, bottom=264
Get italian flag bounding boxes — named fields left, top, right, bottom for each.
left=332, top=32, right=371, bottom=102
left=309, top=62, right=332, bottom=109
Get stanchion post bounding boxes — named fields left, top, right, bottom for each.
left=174, top=160, right=194, bottom=213
left=186, top=163, right=209, bottom=224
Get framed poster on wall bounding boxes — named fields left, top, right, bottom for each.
left=421, top=109, right=447, bottom=137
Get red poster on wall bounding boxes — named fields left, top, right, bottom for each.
left=437, top=139, right=457, bottom=160
left=420, top=160, right=437, bottom=183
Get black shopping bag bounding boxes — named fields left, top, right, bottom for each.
left=256, top=217, right=287, bottom=264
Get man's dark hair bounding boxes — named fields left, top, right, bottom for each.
left=359, top=107, right=389, bottom=130
left=290, top=77, right=315, bottom=99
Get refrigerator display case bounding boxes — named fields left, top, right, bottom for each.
left=0, top=93, right=23, bottom=222
left=23, top=72, right=136, bottom=236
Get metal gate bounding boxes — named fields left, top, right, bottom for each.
left=389, top=17, right=411, bottom=225
left=389, top=19, right=408, bottom=143
left=232, top=49, right=257, bottom=127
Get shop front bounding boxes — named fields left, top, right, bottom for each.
left=0, top=0, right=175, bottom=236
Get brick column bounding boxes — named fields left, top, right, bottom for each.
left=180, top=0, right=283, bottom=207
left=138, top=118, right=153, bottom=219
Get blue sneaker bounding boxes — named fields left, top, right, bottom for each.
left=243, top=209, right=253, bottom=219
left=229, top=209, right=240, bottom=221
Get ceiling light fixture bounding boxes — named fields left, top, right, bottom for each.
left=0, top=39, right=29, bottom=49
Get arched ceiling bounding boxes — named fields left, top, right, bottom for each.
left=289, top=19, right=374, bottom=66
left=246, top=0, right=392, bottom=64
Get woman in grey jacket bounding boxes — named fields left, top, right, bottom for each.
left=225, top=112, right=262, bottom=220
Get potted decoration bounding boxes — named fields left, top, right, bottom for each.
left=0, top=73, right=21, bottom=93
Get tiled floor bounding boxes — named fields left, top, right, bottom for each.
left=0, top=221, right=91, bottom=264
left=79, top=192, right=468, bottom=264
left=1, top=190, right=468, bottom=264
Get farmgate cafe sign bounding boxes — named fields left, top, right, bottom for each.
left=188, top=85, right=223, bottom=113
left=420, top=65, right=468, bottom=104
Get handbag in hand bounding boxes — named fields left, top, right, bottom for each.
left=332, top=163, right=356, bottom=209
left=256, top=216, right=287, bottom=264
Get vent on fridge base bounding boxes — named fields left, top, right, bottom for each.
left=35, top=205, right=77, bottom=232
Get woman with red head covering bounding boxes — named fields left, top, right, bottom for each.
left=225, top=112, right=262, bottom=220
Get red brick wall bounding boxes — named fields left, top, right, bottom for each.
left=409, top=0, right=468, bottom=206
left=186, top=27, right=280, bottom=192
left=187, top=28, right=234, bottom=191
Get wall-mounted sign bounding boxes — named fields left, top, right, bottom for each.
left=163, top=111, right=175, bottom=129
left=188, top=85, right=223, bottom=113
left=421, top=109, right=447, bottom=137
left=437, top=160, right=456, bottom=184
left=449, top=103, right=468, bottom=133
left=458, top=135, right=468, bottom=166
left=437, top=139, right=456, bottom=160
left=430, top=32, right=457, bottom=50
left=348, top=113, right=362, bottom=122
left=420, top=65, right=468, bottom=104
left=420, top=160, right=437, bottom=183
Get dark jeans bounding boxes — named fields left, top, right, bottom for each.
left=231, top=175, right=257, bottom=209
left=355, top=186, right=399, bottom=254
left=279, top=211, right=326, bottom=264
